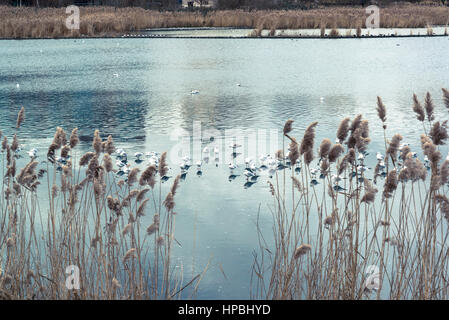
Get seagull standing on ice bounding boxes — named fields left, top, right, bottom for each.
left=376, top=152, right=384, bottom=161
left=244, top=157, right=253, bottom=168
left=134, top=152, right=144, bottom=163
left=196, top=160, right=202, bottom=177
left=358, top=153, right=365, bottom=162
left=28, top=148, right=38, bottom=159
left=214, top=147, right=220, bottom=167
left=116, top=149, right=127, bottom=161
left=203, top=147, right=210, bottom=163
left=147, top=154, right=159, bottom=167
left=244, top=168, right=257, bottom=180
left=228, top=162, right=239, bottom=182
left=180, top=156, right=191, bottom=171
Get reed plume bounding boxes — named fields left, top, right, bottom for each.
left=137, top=199, right=149, bottom=217
left=112, top=278, right=121, bottom=290
left=291, top=176, right=302, bottom=192
left=123, top=248, right=136, bottom=262
left=164, top=192, right=175, bottom=212
left=283, top=119, right=294, bottom=135
left=140, top=165, right=157, bottom=188
left=412, top=93, right=425, bottom=122
left=425, top=92, right=435, bottom=122
left=293, top=244, right=311, bottom=259
left=337, top=154, right=349, bottom=176
left=11, top=134, right=19, bottom=152
left=383, top=169, right=398, bottom=199
left=146, top=221, right=159, bottom=235
left=442, top=88, right=449, bottom=111
left=386, top=134, right=403, bottom=164
left=52, top=127, right=67, bottom=147
left=159, top=152, right=168, bottom=177
left=319, top=138, right=332, bottom=159
left=320, top=158, right=329, bottom=176
left=103, top=135, right=115, bottom=155
left=300, top=122, right=318, bottom=156
left=421, top=134, right=442, bottom=172
left=170, top=175, right=181, bottom=196
left=288, top=138, right=300, bottom=166
left=16, top=107, right=25, bottom=129
left=127, top=168, right=140, bottom=186
left=429, top=121, right=448, bottom=146
left=103, top=153, right=113, bottom=172
left=122, top=223, right=132, bottom=236
left=350, top=114, right=362, bottom=133
left=69, top=128, right=79, bottom=148
left=275, top=149, right=284, bottom=161
left=328, top=144, right=344, bottom=163
left=61, top=145, right=70, bottom=158
left=353, top=120, right=371, bottom=152
left=402, top=152, right=427, bottom=182
left=376, top=96, right=387, bottom=125
left=361, top=178, right=378, bottom=204
left=93, top=129, right=102, bottom=154
left=436, top=195, right=449, bottom=221
left=440, top=160, right=449, bottom=186
left=337, top=117, right=351, bottom=144
left=1, top=136, right=6, bottom=151
left=304, top=149, right=314, bottom=166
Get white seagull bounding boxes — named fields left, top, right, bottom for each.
left=28, top=148, right=38, bottom=159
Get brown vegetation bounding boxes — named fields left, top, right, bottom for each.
left=0, top=111, right=205, bottom=299
left=1, top=4, right=449, bottom=38
left=251, top=89, right=449, bottom=299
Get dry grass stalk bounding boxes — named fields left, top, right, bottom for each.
left=251, top=89, right=449, bottom=300
left=0, top=108, right=203, bottom=300
left=2, top=5, right=449, bottom=39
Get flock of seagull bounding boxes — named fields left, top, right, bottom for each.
left=11, top=141, right=448, bottom=190
left=110, top=142, right=447, bottom=189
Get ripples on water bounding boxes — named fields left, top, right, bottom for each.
left=0, top=37, right=449, bottom=298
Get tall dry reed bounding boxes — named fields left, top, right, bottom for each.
left=251, top=89, right=449, bottom=299
left=1, top=5, right=449, bottom=38
left=0, top=111, right=205, bottom=299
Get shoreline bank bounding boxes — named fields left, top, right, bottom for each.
left=1, top=27, right=448, bottom=40
left=1, top=5, right=449, bottom=39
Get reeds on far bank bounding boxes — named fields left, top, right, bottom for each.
left=1, top=5, right=449, bottom=38
left=0, top=111, right=205, bottom=299
left=251, top=89, right=449, bottom=300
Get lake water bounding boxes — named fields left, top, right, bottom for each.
left=0, top=37, right=449, bottom=299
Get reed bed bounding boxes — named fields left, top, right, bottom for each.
left=0, top=112, right=205, bottom=300
left=251, top=89, right=449, bottom=299
left=1, top=93, right=449, bottom=300
left=1, top=4, right=449, bottom=38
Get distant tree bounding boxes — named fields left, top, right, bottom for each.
left=217, top=0, right=242, bottom=8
